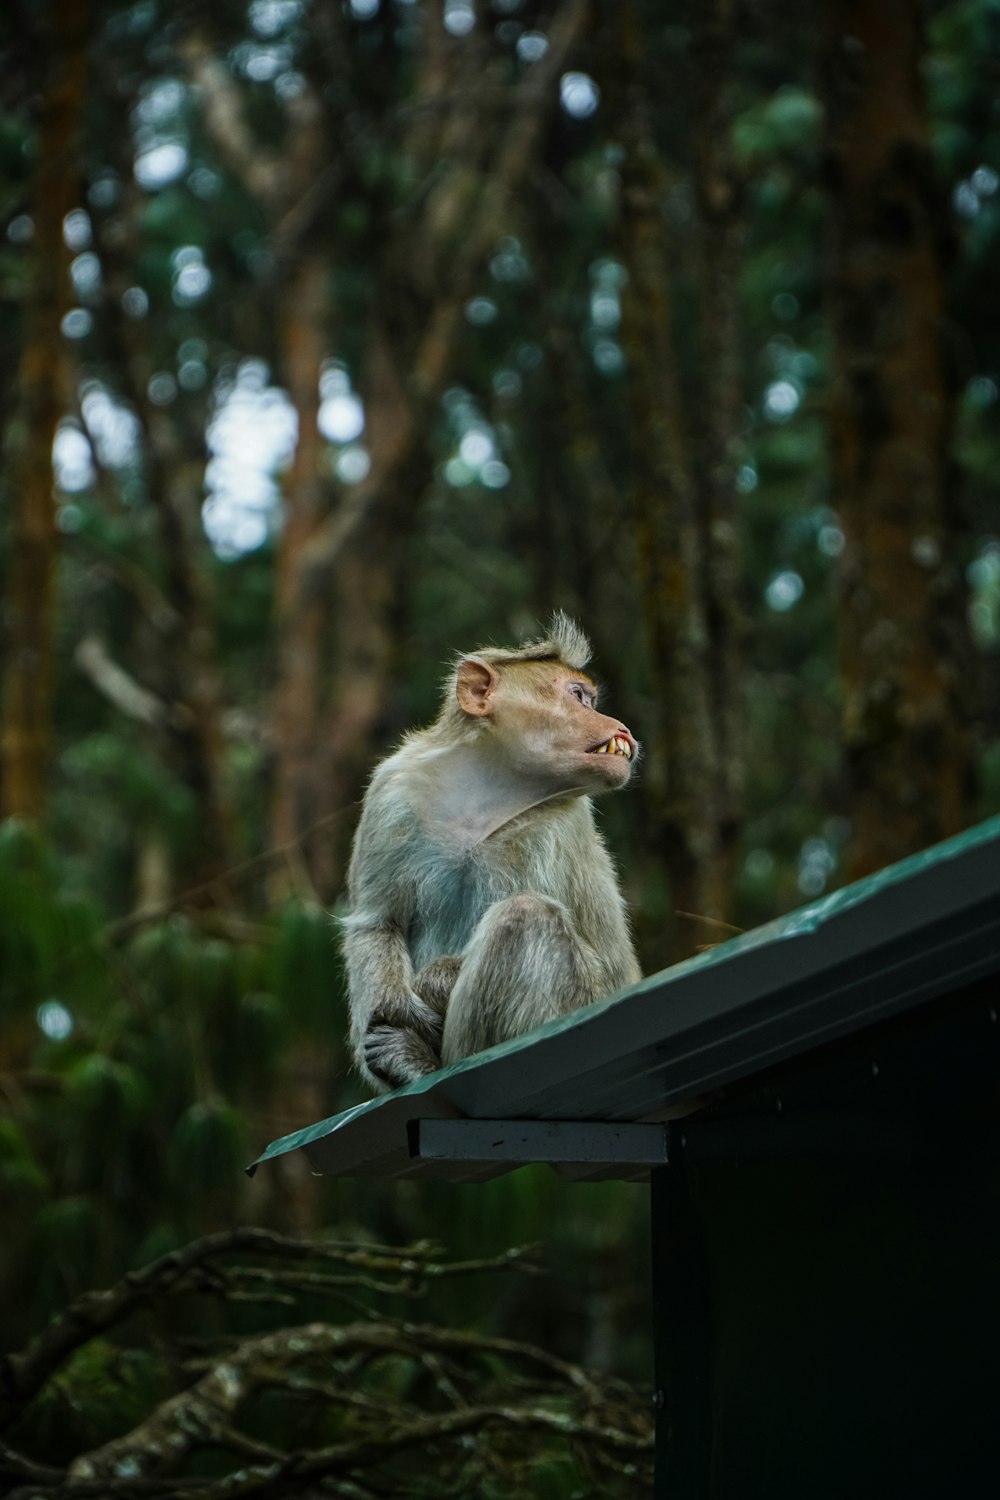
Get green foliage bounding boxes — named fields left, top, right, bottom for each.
left=733, top=85, right=822, bottom=164
left=10, top=1340, right=170, bottom=1464
left=169, top=1096, right=247, bottom=1195
left=68, top=1053, right=152, bottom=1136
left=271, top=901, right=345, bottom=1031
left=0, top=819, right=106, bottom=1019
left=29, top=1195, right=104, bottom=1315
left=0, top=1119, right=48, bottom=1199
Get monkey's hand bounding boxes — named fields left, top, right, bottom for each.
left=412, top=955, right=463, bottom=1018
left=364, top=989, right=444, bottom=1089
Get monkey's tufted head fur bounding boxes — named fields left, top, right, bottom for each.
left=435, top=613, right=592, bottom=739
left=454, top=610, right=590, bottom=674
left=510, top=611, right=592, bottom=672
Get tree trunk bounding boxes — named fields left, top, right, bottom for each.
left=143, top=418, right=234, bottom=882
left=691, top=0, right=746, bottom=904
left=86, top=106, right=234, bottom=887
left=98, top=276, right=234, bottom=884
left=0, top=0, right=89, bottom=819
left=825, top=0, right=976, bottom=879
left=269, top=254, right=333, bottom=894
left=310, top=325, right=425, bottom=898
left=615, top=0, right=745, bottom=956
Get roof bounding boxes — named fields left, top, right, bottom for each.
left=249, top=814, right=1000, bottom=1184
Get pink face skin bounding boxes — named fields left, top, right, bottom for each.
left=456, top=658, right=639, bottom=796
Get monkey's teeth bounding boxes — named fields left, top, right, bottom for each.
left=595, top=737, right=633, bottom=759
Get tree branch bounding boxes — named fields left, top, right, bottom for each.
left=175, top=1404, right=653, bottom=1500
left=0, top=1230, right=538, bottom=1433
left=8, top=1391, right=652, bottom=1500
left=63, top=1311, right=637, bottom=1488
left=180, top=33, right=324, bottom=214
left=300, top=0, right=591, bottom=580
left=4, top=1229, right=649, bottom=1500
left=74, top=635, right=172, bottom=730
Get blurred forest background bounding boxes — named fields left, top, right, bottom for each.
left=1, top=0, right=998, bottom=1494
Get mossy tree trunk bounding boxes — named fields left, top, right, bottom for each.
left=825, top=0, right=976, bottom=879
left=616, top=0, right=747, bottom=957
left=691, top=0, right=747, bottom=905
left=0, top=0, right=89, bottom=820
left=269, top=253, right=334, bottom=896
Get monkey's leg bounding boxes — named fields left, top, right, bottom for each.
left=441, top=893, right=603, bottom=1065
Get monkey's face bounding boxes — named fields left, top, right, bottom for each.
left=486, top=663, right=639, bottom=795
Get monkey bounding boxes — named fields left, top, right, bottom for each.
left=341, top=613, right=641, bottom=1095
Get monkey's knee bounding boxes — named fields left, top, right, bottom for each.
left=442, top=894, right=591, bottom=1066
left=478, top=892, right=570, bottom=943
left=466, top=894, right=583, bottom=994
left=469, top=892, right=578, bottom=974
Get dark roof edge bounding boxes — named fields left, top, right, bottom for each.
left=247, top=813, right=1000, bottom=1177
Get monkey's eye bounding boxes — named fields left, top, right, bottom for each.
left=569, top=682, right=595, bottom=709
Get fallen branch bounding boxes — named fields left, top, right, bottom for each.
left=0, top=1229, right=539, bottom=1432
left=8, top=1393, right=651, bottom=1500
left=3, top=1225, right=650, bottom=1500
left=61, top=1317, right=637, bottom=1486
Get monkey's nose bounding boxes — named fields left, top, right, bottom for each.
left=617, top=727, right=639, bottom=760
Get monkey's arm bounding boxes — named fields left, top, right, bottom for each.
left=343, top=908, right=446, bottom=1091
left=342, top=770, right=445, bottom=1092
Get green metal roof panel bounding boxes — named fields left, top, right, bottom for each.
left=249, top=813, right=1000, bottom=1183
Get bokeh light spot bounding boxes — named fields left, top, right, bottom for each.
left=765, top=570, right=804, bottom=611
left=560, top=72, right=599, bottom=119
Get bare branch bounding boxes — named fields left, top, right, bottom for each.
left=7, top=1388, right=651, bottom=1499
left=0, top=1443, right=64, bottom=1489
left=4, top=1232, right=649, bottom=1498
left=180, top=34, right=323, bottom=214
left=62, top=1313, right=634, bottom=1488
left=0, top=1231, right=538, bottom=1433
left=219, top=1243, right=542, bottom=1302
left=74, top=635, right=172, bottom=730
left=300, top=0, right=591, bottom=580
left=175, top=1405, right=653, bottom=1500
left=96, top=812, right=350, bottom=943
left=180, top=37, right=285, bottom=204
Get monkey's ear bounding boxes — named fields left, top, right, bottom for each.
left=455, top=658, right=499, bottom=717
